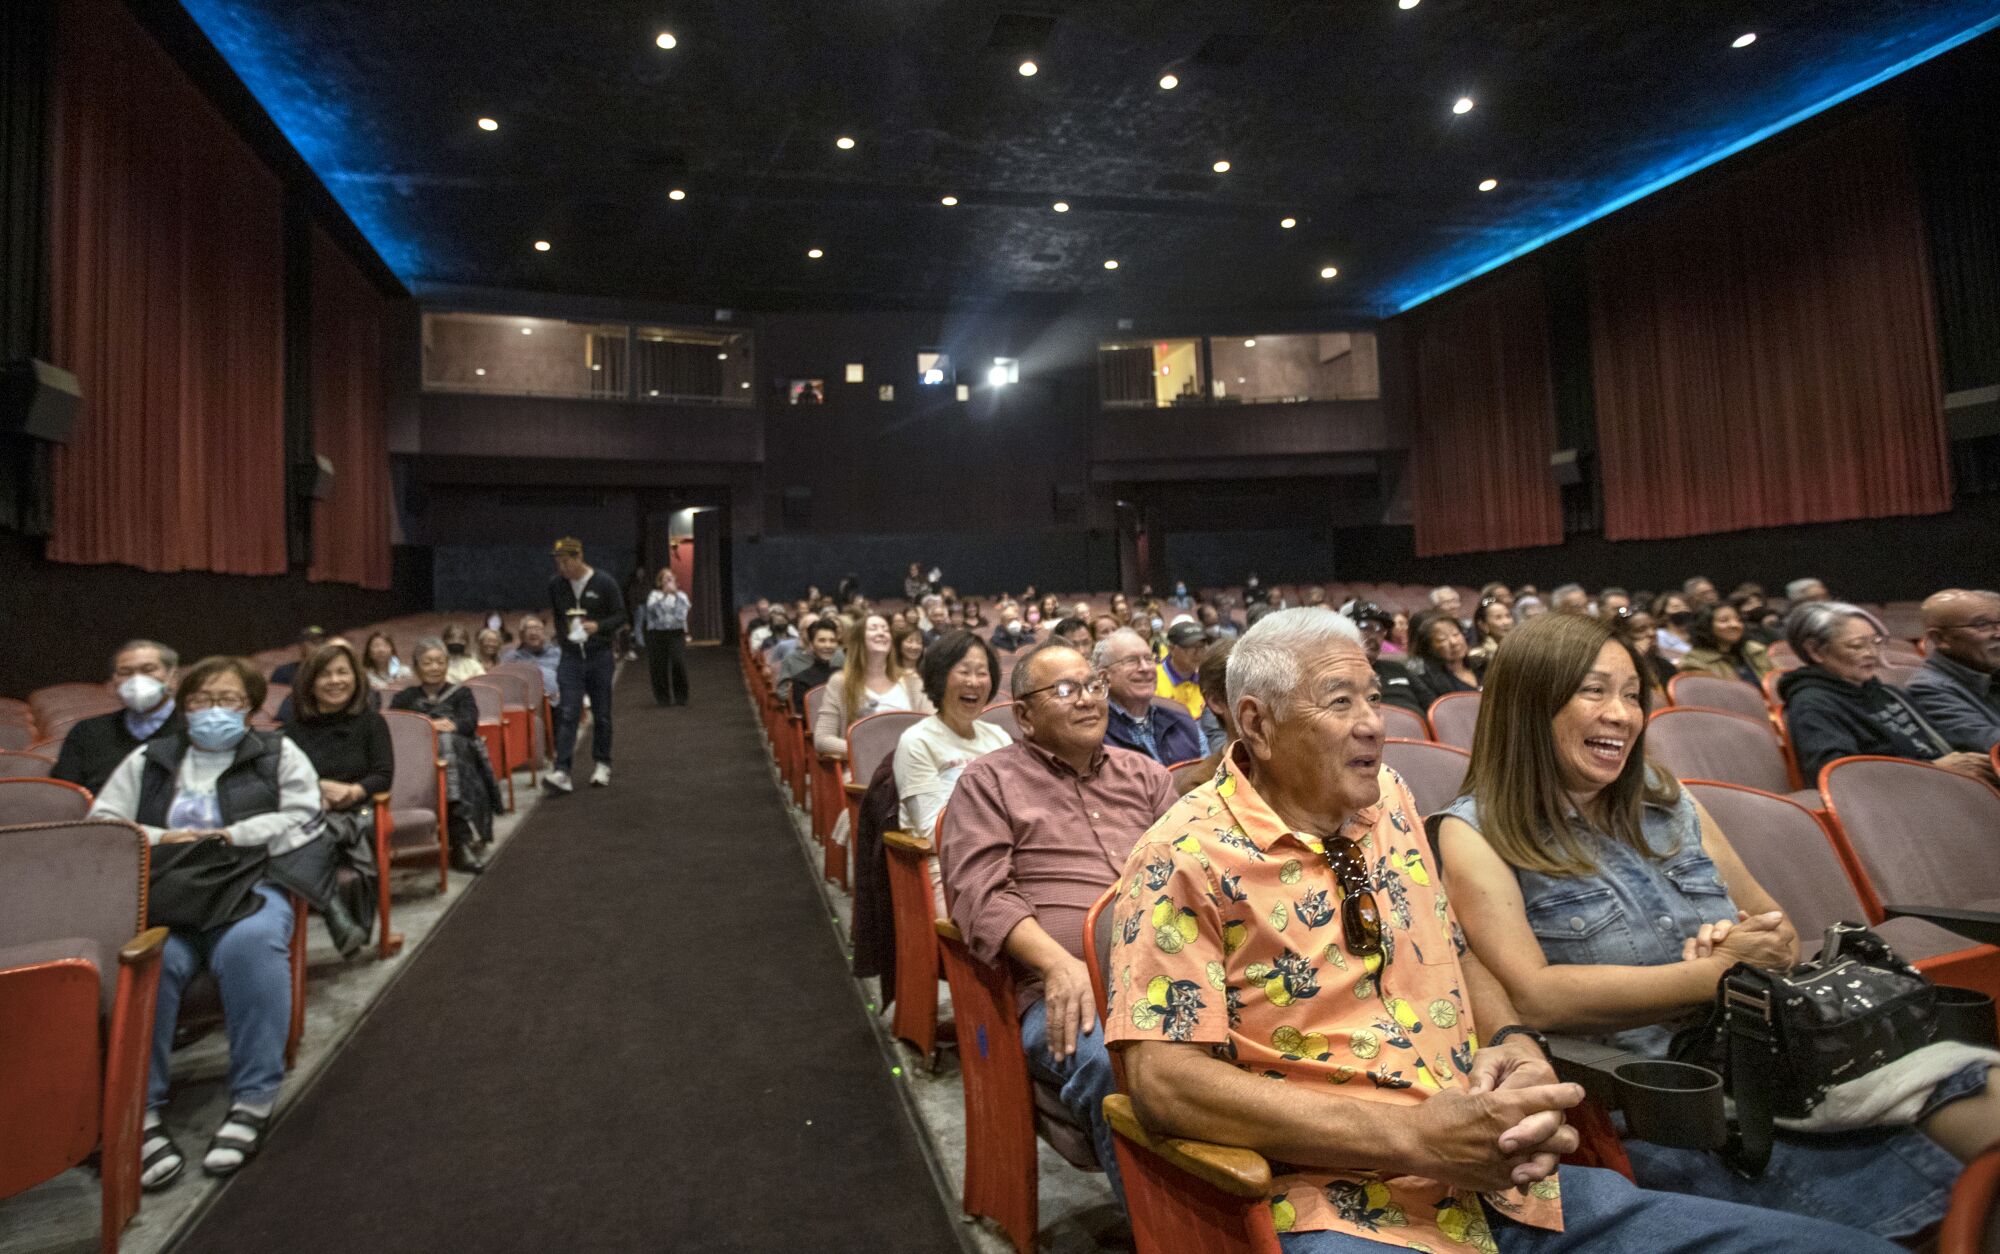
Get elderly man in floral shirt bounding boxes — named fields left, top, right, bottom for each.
left=1104, top=608, right=1899, bottom=1254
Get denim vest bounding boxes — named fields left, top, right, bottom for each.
left=1438, top=789, right=1737, bottom=1057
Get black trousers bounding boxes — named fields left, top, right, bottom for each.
left=647, top=628, right=689, bottom=704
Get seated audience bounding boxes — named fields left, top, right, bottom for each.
left=1682, top=574, right=1719, bottom=610
left=1548, top=583, right=1590, bottom=615
left=88, top=656, right=324, bottom=1190
left=1166, top=580, right=1194, bottom=611
left=1907, top=588, right=2000, bottom=753
left=750, top=606, right=794, bottom=653
left=1618, top=607, right=1675, bottom=700
left=904, top=562, right=929, bottom=603
left=1089, top=611, right=1120, bottom=643
left=440, top=623, right=485, bottom=684
left=389, top=639, right=496, bottom=871
left=892, top=621, right=927, bottom=671
left=1650, top=591, right=1694, bottom=662
left=941, top=640, right=1177, bottom=1207
left=361, top=631, right=405, bottom=689
left=892, top=630, right=1011, bottom=840
left=268, top=626, right=326, bottom=688
left=1106, top=609, right=1883, bottom=1254
left=1176, top=637, right=1235, bottom=793
left=1786, top=577, right=1830, bottom=605
left=1597, top=587, right=1631, bottom=619
left=474, top=627, right=506, bottom=672
left=1429, top=584, right=1466, bottom=626
left=1048, top=616, right=1092, bottom=650
left=1406, top=609, right=1483, bottom=708
left=816, top=613, right=933, bottom=757
left=1676, top=602, right=1772, bottom=684
left=767, top=610, right=814, bottom=675
left=503, top=616, right=562, bottom=701
left=1196, top=601, right=1237, bottom=640
left=1344, top=602, right=1425, bottom=715
left=1247, top=586, right=1284, bottom=626
left=1468, top=594, right=1515, bottom=665
left=1479, top=580, right=1513, bottom=606
left=1097, top=629, right=1205, bottom=765
left=1779, top=602, right=1995, bottom=782
left=988, top=601, right=1036, bottom=653
left=1436, top=612, right=1995, bottom=1241
left=280, top=639, right=387, bottom=957
left=781, top=618, right=843, bottom=715
left=1155, top=620, right=1207, bottom=717
left=53, top=639, right=185, bottom=795
left=1384, top=608, right=1411, bottom=655
left=1514, top=594, right=1547, bottom=622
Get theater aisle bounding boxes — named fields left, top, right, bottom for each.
left=179, top=646, right=963, bottom=1254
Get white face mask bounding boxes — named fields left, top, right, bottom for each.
left=1007, top=619, right=1023, bottom=634
left=118, top=673, right=167, bottom=714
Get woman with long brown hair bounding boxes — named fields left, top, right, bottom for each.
left=812, top=611, right=932, bottom=759
left=1433, top=612, right=1994, bottom=1241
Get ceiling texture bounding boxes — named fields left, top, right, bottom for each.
left=176, top=0, right=2000, bottom=317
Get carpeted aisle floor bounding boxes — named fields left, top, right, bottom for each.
left=177, top=645, right=962, bottom=1253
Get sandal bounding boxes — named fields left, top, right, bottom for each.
left=202, top=1105, right=270, bottom=1177
left=141, top=1115, right=185, bottom=1191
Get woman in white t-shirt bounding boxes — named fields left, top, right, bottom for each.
left=893, top=630, right=1012, bottom=840
left=815, top=612, right=932, bottom=757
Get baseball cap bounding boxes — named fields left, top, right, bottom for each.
left=1166, top=621, right=1206, bottom=647
left=552, top=537, right=584, bottom=557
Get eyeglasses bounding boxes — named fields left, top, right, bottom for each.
left=184, top=693, right=250, bottom=712
left=1940, top=617, right=2000, bottom=633
left=1017, top=676, right=1110, bottom=704
left=1103, top=654, right=1153, bottom=671
left=1322, top=836, right=1384, bottom=960
left=1834, top=634, right=1887, bottom=654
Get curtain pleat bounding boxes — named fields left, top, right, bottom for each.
left=308, top=226, right=392, bottom=589
left=47, top=0, right=285, bottom=574
left=1405, top=265, right=1564, bottom=557
left=1590, top=110, right=1950, bottom=541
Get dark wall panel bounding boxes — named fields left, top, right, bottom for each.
left=0, top=529, right=429, bottom=694
left=734, top=530, right=1118, bottom=605
left=1161, top=528, right=1331, bottom=590
left=418, top=392, right=763, bottom=465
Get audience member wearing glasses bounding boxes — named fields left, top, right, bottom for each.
left=1905, top=588, right=2000, bottom=754
left=1096, top=628, right=1205, bottom=767
left=1103, top=608, right=1901, bottom=1254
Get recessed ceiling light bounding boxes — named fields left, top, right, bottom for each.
left=940, top=195, right=959, bottom=206
left=1732, top=32, right=1757, bottom=48
left=591, top=364, right=601, bottom=371
left=1212, top=159, right=1231, bottom=174
left=1053, top=201, right=1070, bottom=213
left=1244, top=338, right=1257, bottom=347
left=1280, top=216, right=1297, bottom=229
left=1103, top=259, right=1119, bottom=270
left=1453, top=96, right=1475, bottom=115
left=717, top=352, right=728, bottom=360
left=741, top=381, right=751, bottom=389
left=648, top=389, right=660, bottom=397
left=477, top=117, right=499, bottom=132
left=807, top=248, right=823, bottom=259
left=533, top=239, right=551, bottom=252
left=655, top=31, right=677, bottom=50
left=1319, top=265, right=1339, bottom=279
left=668, top=188, right=686, bottom=201
left=474, top=368, right=486, bottom=376
left=1478, top=178, right=1498, bottom=192
left=1399, top=0, right=1420, bottom=8
left=835, top=136, right=855, bottom=150
left=1018, top=60, right=1038, bottom=77
left=520, top=327, right=533, bottom=335
left=1158, top=73, right=1179, bottom=90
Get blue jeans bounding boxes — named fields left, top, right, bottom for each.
left=554, top=647, right=615, bottom=772
left=1278, top=1163, right=1902, bottom=1253
left=1019, top=998, right=1125, bottom=1208
left=149, top=883, right=293, bottom=1111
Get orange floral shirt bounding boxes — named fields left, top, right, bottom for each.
left=1104, top=749, right=1563, bottom=1252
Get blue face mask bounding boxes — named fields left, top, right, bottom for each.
left=187, top=707, right=248, bottom=752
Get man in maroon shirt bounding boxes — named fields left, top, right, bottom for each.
left=940, top=640, right=1178, bottom=1206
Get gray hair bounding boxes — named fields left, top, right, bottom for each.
left=1429, top=586, right=1457, bottom=605
left=1011, top=639, right=1087, bottom=699
left=1090, top=628, right=1151, bottom=672
left=1784, top=601, right=1879, bottom=664
left=1785, top=577, right=1825, bottom=602
left=411, top=635, right=448, bottom=665
left=1226, top=608, right=1363, bottom=713
left=113, top=639, right=179, bottom=672
left=1551, top=583, right=1585, bottom=603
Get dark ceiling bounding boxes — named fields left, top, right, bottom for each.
left=177, top=0, right=2000, bottom=317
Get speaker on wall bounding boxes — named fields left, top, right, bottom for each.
left=1, top=359, right=82, bottom=443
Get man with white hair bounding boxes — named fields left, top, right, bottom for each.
left=1104, top=608, right=1885, bottom=1254
left=1097, top=629, right=1204, bottom=765
left=1785, top=577, right=1829, bottom=605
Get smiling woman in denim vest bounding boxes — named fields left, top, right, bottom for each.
left=1435, top=612, right=2000, bottom=1243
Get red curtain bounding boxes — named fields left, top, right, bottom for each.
left=1404, top=265, right=1564, bottom=557
left=1590, top=111, right=1950, bottom=541
left=308, top=226, right=393, bottom=589
left=47, top=0, right=286, bottom=575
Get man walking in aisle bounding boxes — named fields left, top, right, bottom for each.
left=546, top=537, right=627, bottom=792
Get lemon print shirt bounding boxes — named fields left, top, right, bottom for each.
left=1104, top=749, right=1563, bottom=1253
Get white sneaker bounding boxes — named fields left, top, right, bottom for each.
left=543, top=770, right=573, bottom=793
left=590, top=764, right=611, bottom=787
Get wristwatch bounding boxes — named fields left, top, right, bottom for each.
left=1486, top=1024, right=1551, bottom=1059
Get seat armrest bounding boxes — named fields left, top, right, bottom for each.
left=119, top=926, right=170, bottom=966
left=1101, top=1093, right=1271, bottom=1199
left=884, top=830, right=934, bottom=856
left=845, top=781, right=869, bottom=799
left=1546, top=1035, right=1639, bottom=1108
left=935, top=919, right=963, bottom=942
left=1884, top=904, right=2000, bottom=948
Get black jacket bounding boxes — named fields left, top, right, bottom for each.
left=52, top=705, right=185, bottom=796
left=1373, top=659, right=1426, bottom=715
left=548, top=568, right=628, bottom=658
left=1778, top=665, right=1952, bottom=782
